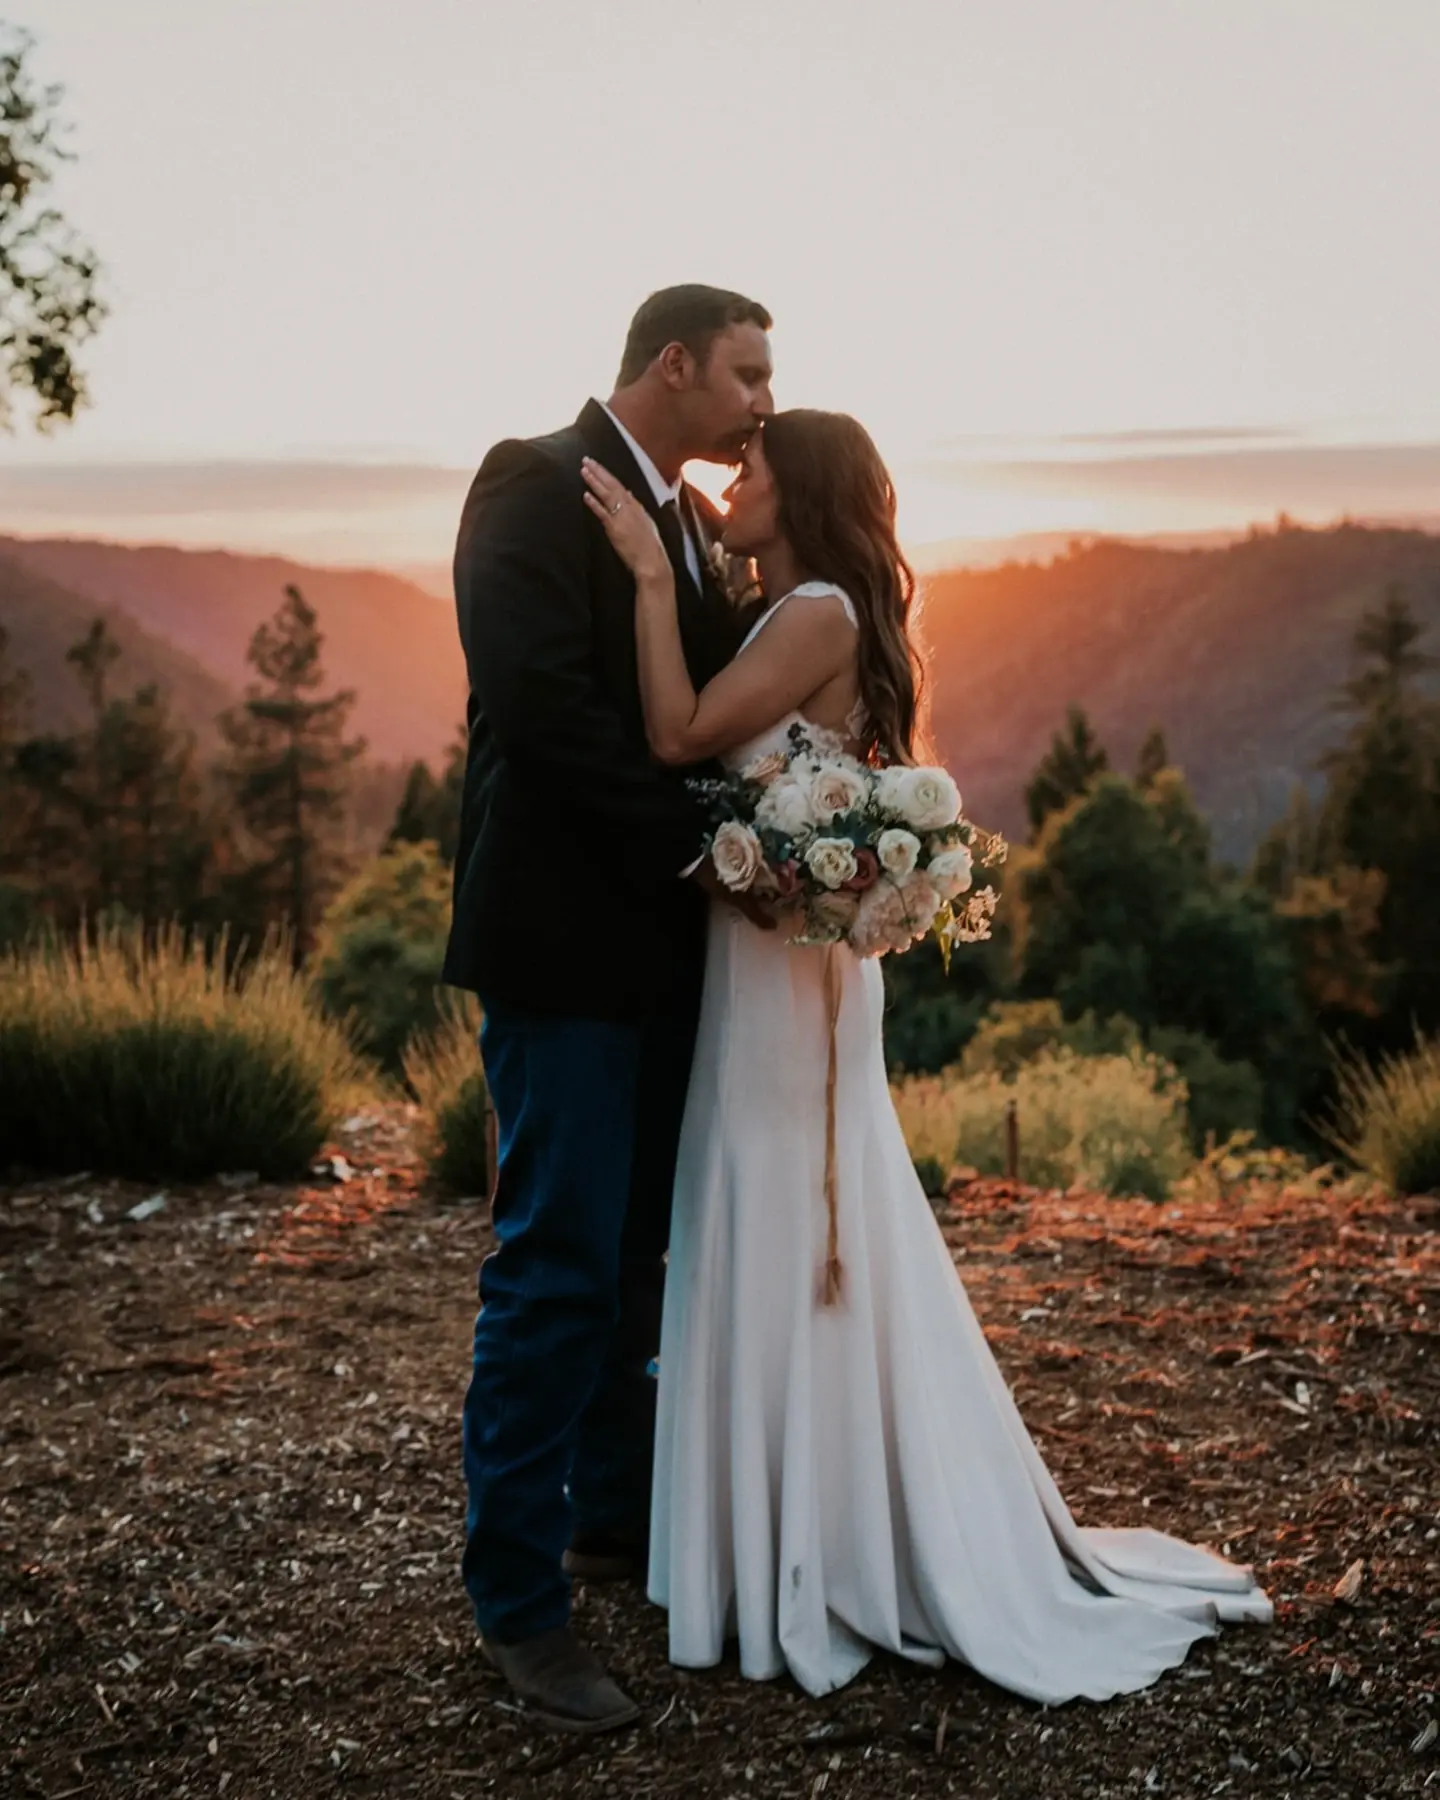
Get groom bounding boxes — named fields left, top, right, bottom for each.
left=442, top=285, right=775, bottom=1731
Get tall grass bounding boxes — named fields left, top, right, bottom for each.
left=0, top=923, right=370, bottom=1180
left=1324, top=1034, right=1440, bottom=1195
left=892, top=1047, right=1193, bottom=1199
left=402, top=990, right=489, bottom=1196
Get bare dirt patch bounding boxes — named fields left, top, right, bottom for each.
left=2, top=1111, right=1436, bottom=1799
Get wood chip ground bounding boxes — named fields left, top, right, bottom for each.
left=2, top=1109, right=1436, bottom=1799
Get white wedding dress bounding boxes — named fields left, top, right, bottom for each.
left=647, top=583, right=1272, bottom=1703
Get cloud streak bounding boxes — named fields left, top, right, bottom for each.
left=0, top=460, right=472, bottom=519
left=930, top=441, right=1440, bottom=514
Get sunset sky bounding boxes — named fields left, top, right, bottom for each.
left=1, top=0, right=1437, bottom=569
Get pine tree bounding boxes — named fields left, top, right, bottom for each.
left=1318, top=586, right=1440, bottom=1032
left=0, top=624, right=37, bottom=943
left=1025, top=705, right=1110, bottom=836
left=218, top=585, right=365, bottom=960
left=63, top=617, right=126, bottom=905
left=388, top=726, right=465, bottom=862
left=93, top=683, right=213, bottom=925
left=0, top=624, right=33, bottom=860
left=1135, top=726, right=1170, bottom=791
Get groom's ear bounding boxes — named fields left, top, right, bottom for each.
left=657, top=340, right=699, bottom=389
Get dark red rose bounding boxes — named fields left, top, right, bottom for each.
left=841, top=849, right=880, bottom=893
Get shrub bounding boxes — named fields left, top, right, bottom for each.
left=960, top=1001, right=1265, bottom=1155
left=1324, top=1034, right=1440, bottom=1195
left=0, top=922, right=369, bottom=1179
left=960, top=999, right=1140, bottom=1078
left=312, top=841, right=452, bottom=1074
left=1149, top=1027, right=1266, bottom=1152
left=892, top=1046, right=1192, bottom=1199
left=403, top=989, right=489, bottom=1195
left=1177, top=1130, right=1350, bottom=1204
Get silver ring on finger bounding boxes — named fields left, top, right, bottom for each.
left=608, top=501, right=622, bottom=515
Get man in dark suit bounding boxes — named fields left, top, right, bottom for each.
left=443, top=285, right=774, bottom=1730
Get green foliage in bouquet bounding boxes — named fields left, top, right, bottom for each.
left=312, top=840, right=451, bottom=1075
left=1323, top=1033, right=1440, bottom=1196
left=0, top=921, right=369, bottom=1179
left=690, top=723, right=1005, bottom=961
left=403, top=990, right=489, bottom=1196
left=892, top=1045, right=1192, bottom=1199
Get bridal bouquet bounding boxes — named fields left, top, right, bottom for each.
left=690, top=725, right=1005, bottom=961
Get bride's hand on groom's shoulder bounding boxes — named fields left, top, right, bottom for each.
left=581, top=458, right=671, bottom=584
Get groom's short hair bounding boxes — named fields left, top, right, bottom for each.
left=616, top=285, right=772, bottom=386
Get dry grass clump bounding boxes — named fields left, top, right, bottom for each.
left=0, top=923, right=370, bottom=1180
left=402, top=989, right=489, bottom=1196
left=1324, top=1033, right=1440, bottom=1195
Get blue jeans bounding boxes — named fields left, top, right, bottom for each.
left=461, top=992, right=698, bottom=1643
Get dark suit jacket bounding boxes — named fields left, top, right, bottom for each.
left=442, top=400, right=755, bottom=1018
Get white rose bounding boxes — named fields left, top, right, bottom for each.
left=808, top=760, right=870, bottom=826
left=710, top=821, right=765, bottom=892
left=876, top=827, right=921, bottom=880
left=755, top=777, right=816, bottom=840
left=902, top=767, right=962, bottom=832
left=805, top=836, right=859, bottom=891
left=874, top=766, right=910, bottom=817
left=927, top=845, right=973, bottom=900
left=877, top=765, right=961, bottom=833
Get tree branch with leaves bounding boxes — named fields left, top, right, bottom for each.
left=0, top=21, right=106, bottom=430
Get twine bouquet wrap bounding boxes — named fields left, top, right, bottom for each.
left=690, top=725, right=1006, bottom=1301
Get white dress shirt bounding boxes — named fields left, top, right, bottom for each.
left=599, top=401, right=702, bottom=587
left=600, top=403, right=708, bottom=878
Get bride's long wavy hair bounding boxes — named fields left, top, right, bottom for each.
left=760, top=409, right=925, bottom=766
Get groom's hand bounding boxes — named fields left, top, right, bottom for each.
left=691, top=858, right=778, bottom=930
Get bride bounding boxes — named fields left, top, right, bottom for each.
left=579, top=412, right=1271, bottom=1705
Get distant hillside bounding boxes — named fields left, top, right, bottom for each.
left=922, top=523, right=1440, bottom=859
left=0, top=553, right=235, bottom=741
left=6, top=524, right=1440, bottom=859
left=0, top=538, right=464, bottom=765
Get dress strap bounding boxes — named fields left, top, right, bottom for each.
left=740, top=582, right=858, bottom=652
left=788, top=580, right=858, bottom=628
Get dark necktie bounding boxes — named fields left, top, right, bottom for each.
left=656, top=498, right=692, bottom=588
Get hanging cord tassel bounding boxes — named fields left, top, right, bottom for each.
left=820, top=944, right=845, bottom=1306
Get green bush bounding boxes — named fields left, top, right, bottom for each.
left=959, top=1001, right=1264, bottom=1156
left=403, top=990, right=489, bottom=1195
left=0, top=922, right=369, bottom=1179
left=893, top=1046, right=1192, bottom=1199
left=1149, top=1027, right=1266, bottom=1152
left=312, top=841, right=451, bottom=1074
left=1324, top=1034, right=1440, bottom=1195
left=960, top=999, right=1140, bottom=1078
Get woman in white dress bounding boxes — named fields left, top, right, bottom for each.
left=579, top=413, right=1270, bottom=1706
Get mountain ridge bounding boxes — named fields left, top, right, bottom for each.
left=4, top=523, right=1439, bottom=860
left=0, top=536, right=463, bottom=765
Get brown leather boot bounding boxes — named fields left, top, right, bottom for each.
left=480, top=1626, right=641, bottom=1734
left=562, top=1530, right=649, bottom=1584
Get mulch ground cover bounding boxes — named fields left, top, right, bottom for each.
left=2, top=1108, right=1436, bottom=1800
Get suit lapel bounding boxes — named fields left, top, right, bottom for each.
left=576, top=399, right=703, bottom=605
